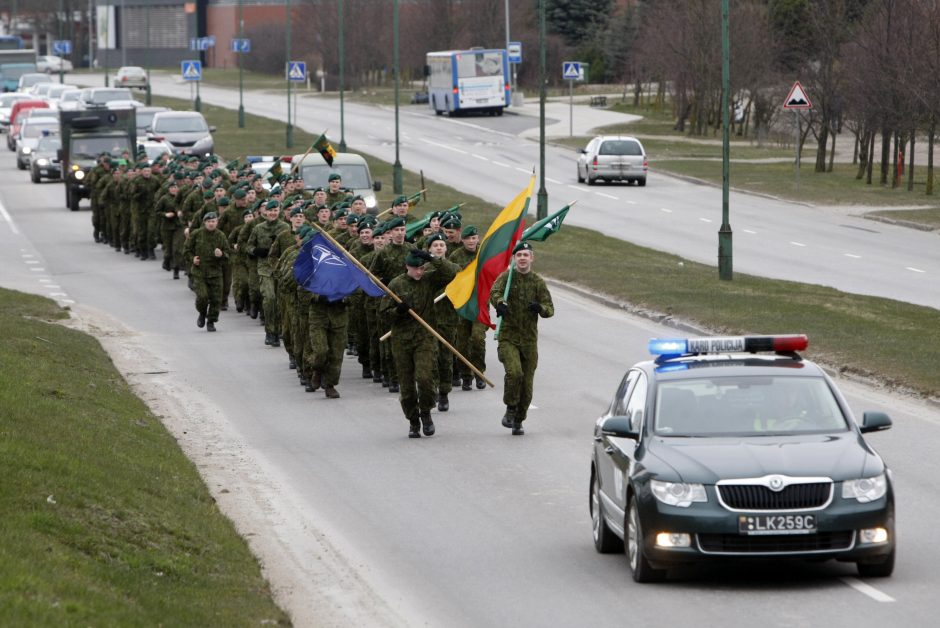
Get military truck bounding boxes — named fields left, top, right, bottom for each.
left=59, top=108, right=136, bottom=211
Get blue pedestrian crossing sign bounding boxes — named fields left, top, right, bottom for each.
left=287, top=61, right=306, bottom=82
left=562, top=61, right=581, bottom=80
left=230, top=38, right=251, bottom=53
left=52, top=40, right=71, bottom=55
left=181, top=60, right=202, bottom=81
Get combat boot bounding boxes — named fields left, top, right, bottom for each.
left=206, top=321, right=216, bottom=332
left=220, top=301, right=228, bottom=311
left=197, top=311, right=206, bottom=328
left=373, top=372, right=383, bottom=384
left=476, top=376, right=486, bottom=390
left=271, top=334, right=281, bottom=347
left=173, top=268, right=180, bottom=280
left=324, top=385, right=340, bottom=399
left=452, top=375, right=461, bottom=388
left=362, top=365, right=372, bottom=379
left=437, top=393, right=449, bottom=412
left=389, top=381, right=400, bottom=393
left=139, top=252, right=148, bottom=261
left=310, top=371, right=322, bottom=392
left=93, top=232, right=100, bottom=243
left=511, top=421, right=525, bottom=436
left=264, top=332, right=273, bottom=346
left=420, top=411, right=435, bottom=436
left=461, top=377, right=472, bottom=391
left=148, top=249, right=156, bottom=260
left=249, top=302, right=259, bottom=319
left=235, top=298, right=244, bottom=313
left=345, top=342, right=354, bottom=356
left=501, top=406, right=516, bottom=429
left=408, top=418, right=421, bottom=438
left=289, top=357, right=297, bottom=370
left=381, top=375, right=389, bottom=388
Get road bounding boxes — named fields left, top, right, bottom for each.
left=1, top=143, right=939, bottom=625
left=75, top=72, right=940, bottom=310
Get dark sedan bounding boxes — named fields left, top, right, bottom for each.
left=590, top=335, right=895, bottom=582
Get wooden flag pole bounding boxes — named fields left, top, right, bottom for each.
left=307, top=222, right=493, bottom=387
left=289, top=129, right=328, bottom=175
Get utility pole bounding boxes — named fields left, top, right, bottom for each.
left=237, top=0, right=245, bottom=127
left=537, top=0, right=547, bottom=219
left=285, top=0, right=293, bottom=148
left=120, top=0, right=125, bottom=67
left=144, top=2, right=151, bottom=104
left=338, top=0, right=346, bottom=152
left=392, top=0, right=402, bottom=194
left=58, top=0, right=64, bottom=83
left=718, top=0, right=733, bottom=280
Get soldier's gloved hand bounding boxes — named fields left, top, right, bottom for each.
left=395, top=300, right=412, bottom=314
left=528, top=301, right=542, bottom=314
left=495, top=302, right=509, bottom=318
left=413, top=250, right=434, bottom=263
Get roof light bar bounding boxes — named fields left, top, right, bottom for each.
left=648, top=335, right=808, bottom=357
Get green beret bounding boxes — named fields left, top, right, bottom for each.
left=203, top=211, right=218, bottom=221
left=202, top=179, right=214, bottom=189
left=351, top=194, right=364, bottom=202
left=371, top=222, right=388, bottom=236
left=441, top=215, right=462, bottom=229
left=289, top=207, right=303, bottom=217
left=328, top=173, right=342, bottom=182
left=332, top=208, right=348, bottom=219
left=384, top=216, right=406, bottom=230
left=461, top=225, right=478, bottom=238
left=426, top=233, right=446, bottom=246
left=173, top=171, right=186, bottom=180
left=226, top=159, right=239, bottom=170
left=102, top=156, right=112, bottom=164
left=430, top=211, right=443, bottom=220
left=168, top=180, right=179, bottom=188
left=346, top=214, right=360, bottom=225
left=266, top=199, right=280, bottom=210
left=405, top=251, right=428, bottom=267
left=251, top=199, right=264, bottom=211
left=313, top=186, right=325, bottom=193
left=217, top=197, right=230, bottom=206
left=242, top=209, right=253, bottom=217
left=392, top=195, right=407, bottom=206
left=513, top=241, right=534, bottom=254
left=233, top=189, right=247, bottom=199
left=203, top=190, right=214, bottom=199
left=297, top=225, right=313, bottom=239
left=210, top=169, right=222, bottom=178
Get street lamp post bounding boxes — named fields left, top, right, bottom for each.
left=537, top=0, right=547, bottom=219
left=286, top=0, right=293, bottom=148
left=392, top=0, right=402, bottom=194
left=338, top=0, right=346, bottom=152
left=58, top=0, right=64, bottom=83
left=718, top=0, right=733, bottom=280
left=238, top=0, right=245, bottom=128
left=145, top=2, right=151, bottom=104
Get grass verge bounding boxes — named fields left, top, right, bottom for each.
left=154, top=94, right=940, bottom=397
left=0, top=288, right=289, bottom=625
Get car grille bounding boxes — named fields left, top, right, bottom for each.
left=698, top=531, right=853, bottom=554
left=718, top=482, right=831, bottom=511
left=171, top=140, right=197, bottom=147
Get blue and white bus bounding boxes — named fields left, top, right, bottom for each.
left=0, top=35, right=25, bottom=50
left=427, top=48, right=510, bottom=117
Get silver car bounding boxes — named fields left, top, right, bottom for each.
left=115, top=66, right=149, bottom=90
left=16, top=116, right=59, bottom=170
left=78, top=87, right=134, bottom=108
left=577, top=135, right=648, bottom=186
left=149, top=111, right=214, bottom=156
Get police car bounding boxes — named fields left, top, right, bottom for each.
left=590, top=335, right=895, bottom=582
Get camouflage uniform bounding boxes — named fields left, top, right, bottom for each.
left=154, top=190, right=183, bottom=275
left=183, top=226, right=232, bottom=324
left=247, top=217, right=290, bottom=340
left=449, top=245, right=487, bottom=388
left=371, top=240, right=413, bottom=388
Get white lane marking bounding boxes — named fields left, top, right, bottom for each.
left=44, top=285, right=61, bottom=290
left=840, top=577, right=895, bottom=603
left=660, top=208, right=673, bottom=213
left=29, top=268, right=45, bottom=272
left=699, top=218, right=712, bottom=223
left=38, top=278, right=53, bottom=283
left=906, top=267, right=926, bottom=273
left=471, top=154, right=489, bottom=162
left=595, top=192, right=618, bottom=200
left=529, top=404, right=538, bottom=410
left=60, top=299, right=75, bottom=304
left=844, top=253, right=861, bottom=259
left=0, top=197, right=20, bottom=235
left=625, top=200, right=636, bottom=205
left=492, top=161, right=512, bottom=168
left=546, top=177, right=561, bottom=184
left=567, top=185, right=582, bottom=191
left=742, top=229, right=757, bottom=234
left=419, top=137, right=467, bottom=155
left=48, top=292, right=67, bottom=297
left=21, top=253, right=34, bottom=258
left=515, top=167, right=531, bottom=174
left=25, top=260, right=40, bottom=264
left=790, top=241, right=807, bottom=247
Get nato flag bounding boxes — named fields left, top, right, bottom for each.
left=294, top=233, right=384, bottom=301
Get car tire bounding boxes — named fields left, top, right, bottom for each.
left=16, top=159, right=25, bottom=171
left=68, top=187, right=79, bottom=212
left=591, top=471, right=623, bottom=554
left=587, top=175, right=596, bottom=186
left=30, top=168, right=40, bottom=183
left=857, top=546, right=895, bottom=578
left=577, top=167, right=585, bottom=184
left=638, top=177, right=647, bottom=187
left=626, top=497, right=666, bottom=583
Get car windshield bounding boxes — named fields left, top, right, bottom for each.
left=599, top=140, right=642, bottom=156
left=153, top=116, right=208, bottom=133
left=302, top=164, right=370, bottom=189
left=70, top=136, right=132, bottom=160
left=23, top=121, right=58, bottom=138
left=60, top=91, right=81, bottom=102
left=136, top=110, right=165, bottom=129
left=87, top=89, right=132, bottom=104
left=37, top=136, right=61, bottom=151
left=654, top=376, right=848, bottom=437
left=0, top=94, right=27, bottom=107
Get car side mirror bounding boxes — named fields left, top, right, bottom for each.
left=373, top=180, right=382, bottom=191
left=601, top=416, right=639, bottom=439
left=208, top=126, right=216, bottom=133
left=580, top=148, right=587, bottom=154
left=860, top=411, right=892, bottom=434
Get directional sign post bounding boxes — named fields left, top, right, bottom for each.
left=783, top=81, right=813, bottom=189
left=182, top=60, right=203, bottom=112
left=563, top=62, right=583, bottom=137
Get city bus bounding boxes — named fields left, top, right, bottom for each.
left=0, top=35, right=25, bottom=50
left=426, top=48, right=510, bottom=117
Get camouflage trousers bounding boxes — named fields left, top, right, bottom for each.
left=193, top=269, right=224, bottom=323
left=307, top=300, right=348, bottom=387
left=497, top=340, right=538, bottom=423
left=455, top=318, right=487, bottom=380
left=393, top=333, right=438, bottom=420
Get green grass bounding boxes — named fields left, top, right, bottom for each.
left=151, top=93, right=940, bottom=397
left=0, top=288, right=289, bottom=625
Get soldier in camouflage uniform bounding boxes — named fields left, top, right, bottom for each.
left=87, top=155, right=110, bottom=243
left=381, top=249, right=458, bottom=438
left=489, top=242, right=554, bottom=435
left=324, top=173, right=347, bottom=207
left=247, top=199, right=290, bottom=345
left=424, top=233, right=459, bottom=411
left=229, top=209, right=255, bottom=313
left=360, top=222, right=387, bottom=383
left=132, top=163, right=162, bottom=260
left=183, top=212, right=232, bottom=332
left=449, top=226, right=486, bottom=390
left=370, top=216, right=412, bottom=392
left=154, top=177, right=184, bottom=278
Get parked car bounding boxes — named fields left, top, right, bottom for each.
left=36, top=55, right=73, bottom=74
left=16, top=115, right=59, bottom=169
left=78, top=87, right=134, bottom=108
left=0, top=92, right=31, bottom=132
left=7, top=99, right=49, bottom=150
left=115, top=66, right=148, bottom=90
left=16, top=72, right=52, bottom=92
left=149, top=111, right=214, bottom=156
left=576, top=135, right=648, bottom=186
left=134, top=106, right=170, bottom=135
left=30, top=133, right=62, bottom=183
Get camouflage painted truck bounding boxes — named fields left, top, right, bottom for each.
left=59, top=107, right=136, bottom=211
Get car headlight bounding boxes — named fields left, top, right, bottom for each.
left=22, top=146, right=31, bottom=154
left=842, top=474, right=887, bottom=503
left=73, top=169, right=85, bottom=180
left=35, top=158, right=48, bottom=166
left=365, top=194, right=377, bottom=209
left=650, top=480, right=707, bottom=507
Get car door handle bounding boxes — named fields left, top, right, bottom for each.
left=605, top=446, right=615, bottom=455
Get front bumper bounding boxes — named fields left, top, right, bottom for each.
left=636, top=486, right=895, bottom=567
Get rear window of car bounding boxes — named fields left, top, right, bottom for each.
left=599, top=140, right=643, bottom=156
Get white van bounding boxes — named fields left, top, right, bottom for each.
left=293, top=152, right=382, bottom=212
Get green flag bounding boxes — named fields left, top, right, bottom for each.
left=405, top=203, right=461, bottom=240
left=406, top=190, right=424, bottom=209
left=265, top=160, right=283, bottom=181
left=313, top=133, right=337, bottom=166
left=522, top=205, right=569, bottom=242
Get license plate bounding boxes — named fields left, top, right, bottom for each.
left=476, top=98, right=488, bottom=104
left=40, top=169, right=48, bottom=175
left=739, top=514, right=816, bottom=535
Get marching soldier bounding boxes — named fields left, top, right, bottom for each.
left=247, top=199, right=290, bottom=345
left=183, top=212, right=232, bottom=332
left=449, top=226, right=486, bottom=389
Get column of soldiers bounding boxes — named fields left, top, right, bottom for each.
left=87, top=154, right=553, bottom=438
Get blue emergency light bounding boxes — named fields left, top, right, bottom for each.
left=648, top=335, right=809, bottom=357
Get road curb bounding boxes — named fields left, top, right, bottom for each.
left=862, top=213, right=938, bottom=233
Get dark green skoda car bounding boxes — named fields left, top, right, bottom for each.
left=590, top=335, right=895, bottom=582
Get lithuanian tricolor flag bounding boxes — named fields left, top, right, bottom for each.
left=445, top=175, right=535, bottom=328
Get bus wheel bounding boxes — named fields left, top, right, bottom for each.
left=496, top=108, right=504, bottom=117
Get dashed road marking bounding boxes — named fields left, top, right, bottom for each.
left=742, top=229, right=757, bottom=234
left=29, top=267, right=45, bottom=272
left=515, top=167, right=531, bottom=174
left=699, top=218, right=712, bottom=223
left=471, top=154, right=489, bottom=162
left=567, top=185, right=582, bottom=191
left=906, top=267, right=926, bottom=273
left=844, top=253, right=861, bottom=259
left=0, top=197, right=20, bottom=235
left=546, top=177, right=561, bottom=184
left=790, top=241, right=807, bottom=247
left=660, top=208, right=673, bottom=213
left=419, top=137, right=467, bottom=155
left=492, top=161, right=512, bottom=168
left=594, top=192, right=618, bottom=200
left=840, top=577, right=895, bottom=603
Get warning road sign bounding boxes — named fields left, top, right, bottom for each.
left=181, top=60, right=202, bottom=81
left=562, top=61, right=581, bottom=80
left=287, top=61, right=306, bottom=82
left=783, top=81, right=812, bottom=109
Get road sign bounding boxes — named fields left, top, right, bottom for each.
left=508, top=41, right=522, bottom=64
left=783, top=81, right=812, bottom=109
left=181, top=60, right=202, bottom=81
left=190, top=38, right=198, bottom=51
left=287, top=61, right=306, bottom=82
left=562, top=61, right=581, bottom=80
left=52, top=40, right=71, bottom=56
left=205, top=35, right=216, bottom=48
left=230, top=38, right=251, bottom=53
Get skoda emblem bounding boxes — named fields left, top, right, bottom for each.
left=768, top=476, right=785, bottom=492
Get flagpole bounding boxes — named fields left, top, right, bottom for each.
left=374, top=189, right=428, bottom=219
left=306, top=222, right=494, bottom=387
left=290, top=129, right=328, bottom=175
left=493, top=259, right=515, bottom=341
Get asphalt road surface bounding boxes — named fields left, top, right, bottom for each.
left=71, top=72, right=940, bottom=310
left=1, top=141, right=939, bottom=625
